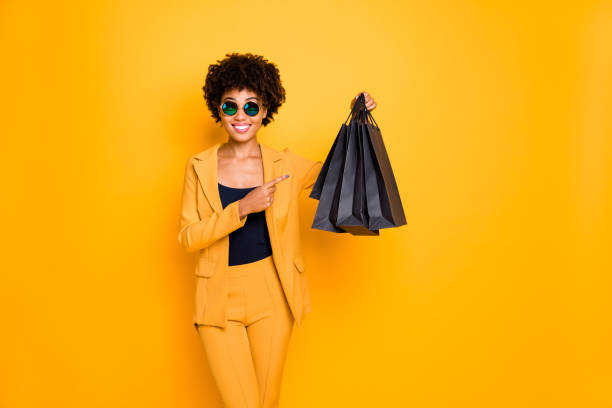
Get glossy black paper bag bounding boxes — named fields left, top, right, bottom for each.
left=361, top=105, right=407, bottom=229
left=310, top=121, right=348, bottom=233
left=333, top=100, right=378, bottom=235
left=310, top=93, right=363, bottom=200
left=310, top=92, right=404, bottom=234
left=309, top=125, right=342, bottom=200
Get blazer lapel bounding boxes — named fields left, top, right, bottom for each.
left=192, top=142, right=223, bottom=214
left=261, top=143, right=290, bottom=225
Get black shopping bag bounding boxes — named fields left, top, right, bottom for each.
left=361, top=108, right=407, bottom=230
left=309, top=119, right=349, bottom=233
left=311, top=92, right=363, bottom=200
left=309, top=125, right=341, bottom=200
left=310, top=92, right=405, bottom=234
left=333, top=98, right=378, bottom=235
left=310, top=94, right=378, bottom=235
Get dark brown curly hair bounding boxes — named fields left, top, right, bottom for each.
left=202, top=52, right=286, bottom=127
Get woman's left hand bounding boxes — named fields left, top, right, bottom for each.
left=350, top=91, right=377, bottom=111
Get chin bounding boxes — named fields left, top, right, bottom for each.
left=228, top=133, right=254, bottom=143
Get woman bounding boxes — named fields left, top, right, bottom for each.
left=178, top=52, right=377, bottom=408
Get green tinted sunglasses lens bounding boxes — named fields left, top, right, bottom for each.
left=221, top=102, right=238, bottom=115
left=244, top=102, right=260, bottom=116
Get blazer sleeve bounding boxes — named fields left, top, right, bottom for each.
left=178, top=157, right=249, bottom=253
left=283, top=148, right=324, bottom=192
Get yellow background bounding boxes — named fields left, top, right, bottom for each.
left=1, top=1, right=611, bottom=407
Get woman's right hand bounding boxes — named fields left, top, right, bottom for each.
left=239, top=174, right=290, bottom=217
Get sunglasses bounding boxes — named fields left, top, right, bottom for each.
left=220, top=100, right=261, bottom=117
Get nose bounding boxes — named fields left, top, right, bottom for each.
left=234, top=107, right=247, bottom=121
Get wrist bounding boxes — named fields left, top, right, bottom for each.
left=238, top=199, right=250, bottom=218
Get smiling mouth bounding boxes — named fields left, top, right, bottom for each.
left=232, top=124, right=251, bottom=132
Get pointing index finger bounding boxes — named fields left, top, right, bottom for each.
left=265, top=174, right=290, bottom=186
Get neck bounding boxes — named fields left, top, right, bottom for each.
left=220, top=139, right=261, bottom=159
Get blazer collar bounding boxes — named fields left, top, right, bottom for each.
left=192, top=141, right=284, bottom=214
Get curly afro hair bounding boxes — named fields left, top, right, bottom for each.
left=202, top=52, right=286, bottom=127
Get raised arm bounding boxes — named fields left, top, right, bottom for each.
left=177, top=157, right=249, bottom=253
left=302, top=160, right=324, bottom=191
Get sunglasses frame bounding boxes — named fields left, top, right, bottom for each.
left=219, top=100, right=261, bottom=117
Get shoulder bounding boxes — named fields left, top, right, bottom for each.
left=192, top=142, right=220, bottom=162
left=181, top=143, right=220, bottom=177
left=260, top=143, right=319, bottom=178
left=277, top=145, right=316, bottom=167
left=259, top=142, right=304, bottom=165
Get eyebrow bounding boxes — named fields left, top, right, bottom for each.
left=223, top=96, right=259, bottom=101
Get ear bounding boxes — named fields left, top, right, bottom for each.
left=262, top=107, right=267, bottom=119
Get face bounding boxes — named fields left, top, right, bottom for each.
left=219, top=88, right=268, bottom=143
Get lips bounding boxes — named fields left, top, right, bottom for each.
left=232, top=124, right=251, bottom=133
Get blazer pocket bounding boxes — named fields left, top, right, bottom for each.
left=195, top=253, right=214, bottom=277
left=293, top=255, right=305, bottom=273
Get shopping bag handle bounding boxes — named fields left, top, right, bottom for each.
left=344, top=93, right=364, bottom=125
left=344, top=92, right=379, bottom=128
left=365, top=107, right=379, bottom=128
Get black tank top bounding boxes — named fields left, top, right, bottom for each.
left=218, top=182, right=273, bottom=266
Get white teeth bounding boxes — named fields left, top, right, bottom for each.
left=234, top=125, right=249, bottom=130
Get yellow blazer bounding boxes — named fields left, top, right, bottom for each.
left=178, top=142, right=323, bottom=328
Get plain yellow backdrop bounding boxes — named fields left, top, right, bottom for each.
left=1, top=1, right=611, bottom=407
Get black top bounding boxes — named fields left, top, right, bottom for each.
left=218, top=182, right=273, bottom=266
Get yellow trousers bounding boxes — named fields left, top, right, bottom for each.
left=196, top=255, right=294, bottom=408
